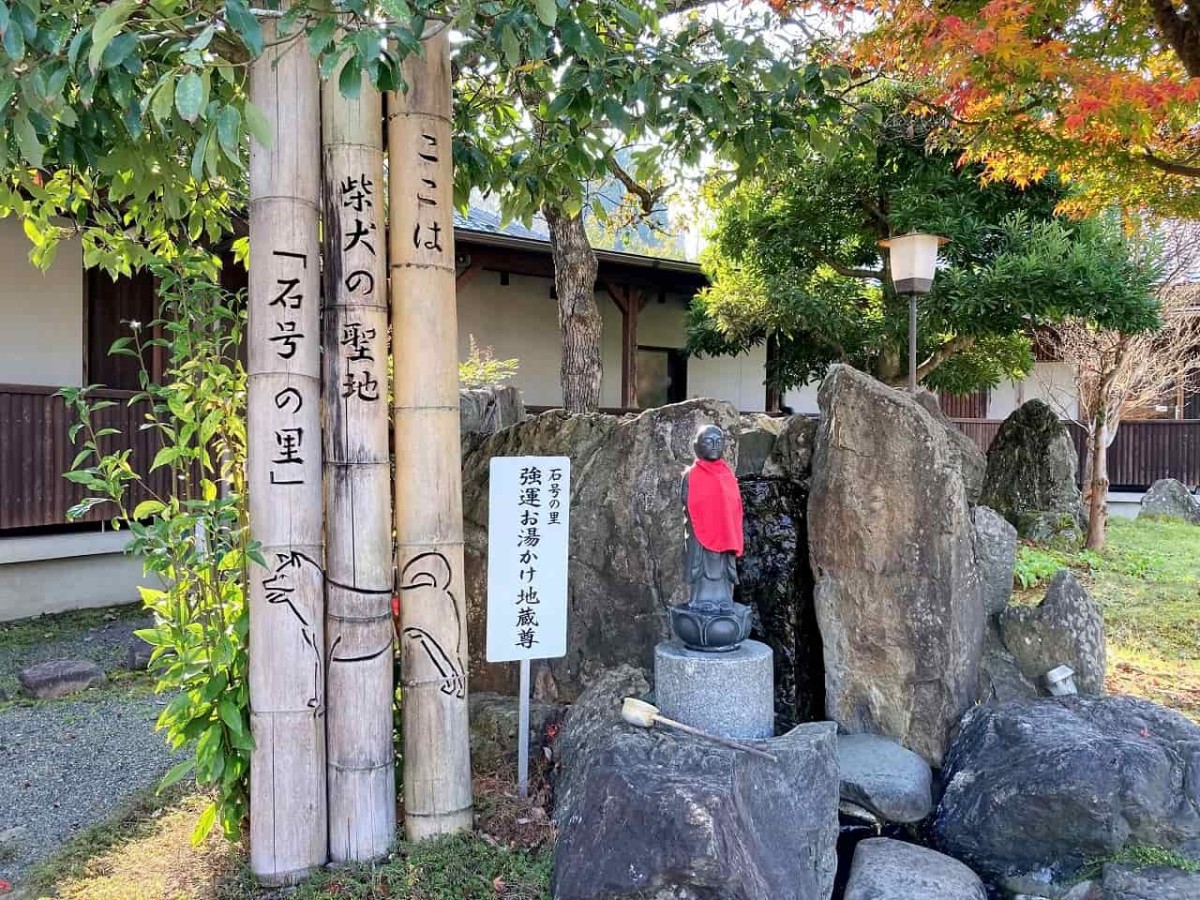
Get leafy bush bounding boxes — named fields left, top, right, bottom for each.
left=1013, top=545, right=1066, bottom=589
left=60, top=255, right=251, bottom=845
left=460, top=334, right=519, bottom=389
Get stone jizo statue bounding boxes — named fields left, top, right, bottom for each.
left=669, top=424, right=752, bottom=651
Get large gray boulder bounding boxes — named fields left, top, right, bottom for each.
left=844, top=839, right=987, bottom=900
left=998, top=570, right=1107, bottom=695
left=1099, top=864, right=1200, bottom=899
left=462, top=400, right=741, bottom=699
left=1139, top=478, right=1200, bottom=525
left=935, top=696, right=1200, bottom=887
left=459, top=385, right=525, bottom=438
left=808, top=365, right=985, bottom=765
left=980, top=400, right=1084, bottom=547
left=552, top=667, right=839, bottom=900
left=837, top=734, right=933, bottom=824
left=974, top=506, right=1017, bottom=616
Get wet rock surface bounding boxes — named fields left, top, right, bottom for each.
left=935, top=696, right=1200, bottom=888
left=737, top=476, right=822, bottom=728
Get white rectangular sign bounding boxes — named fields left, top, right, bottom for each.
left=486, top=456, right=570, bottom=662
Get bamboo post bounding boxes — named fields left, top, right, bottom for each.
left=388, top=31, right=474, bottom=840
left=322, top=69, right=396, bottom=861
left=247, top=11, right=327, bottom=883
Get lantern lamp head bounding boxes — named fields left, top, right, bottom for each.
left=879, top=232, right=949, bottom=296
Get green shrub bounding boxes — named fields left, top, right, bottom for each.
left=460, top=334, right=519, bottom=389
left=1013, top=545, right=1066, bottom=589
left=60, top=254, right=251, bottom=845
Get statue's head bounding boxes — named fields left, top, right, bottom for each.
left=694, top=425, right=725, bottom=461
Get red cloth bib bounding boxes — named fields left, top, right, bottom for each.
left=686, top=458, right=744, bottom=556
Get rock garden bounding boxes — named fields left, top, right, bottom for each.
left=5, top=368, right=1200, bottom=900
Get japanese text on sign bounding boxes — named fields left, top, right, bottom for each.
left=486, top=457, right=570, bottom=662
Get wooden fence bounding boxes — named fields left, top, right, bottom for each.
left=950, top=417, right=1200, bottom=491
left=0, top=384, right=170, bottom=531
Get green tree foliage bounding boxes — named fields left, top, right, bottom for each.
left=688, top=108, right=1162, bottom=394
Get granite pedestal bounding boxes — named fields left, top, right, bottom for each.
left=654, top=639, right=774, bottom=740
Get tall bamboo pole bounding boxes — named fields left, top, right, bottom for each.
left=388, top=31, right=474, bottom=840
left=247, top=14, right=327, bottom=883
left=321, top=69, right=396, bottom=861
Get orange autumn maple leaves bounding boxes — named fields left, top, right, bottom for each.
left=768, top=0, right=1200, bottom=217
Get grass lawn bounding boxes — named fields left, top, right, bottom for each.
left=1014, top=515, right=1200, bottom=720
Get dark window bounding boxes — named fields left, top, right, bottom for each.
left=637, top=346, right=687, bottom=408
left=86, top=269, right=157, bottom=391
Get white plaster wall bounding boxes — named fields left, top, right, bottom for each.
left=0, top=217, right=84, bottom=387
left=783, top=382, right=822, bottom=415
left=0, top=532, right=147, bottom=621
left=456, top=272, right=768, bottom=411
left=989, top=361, right=1079, bottom=421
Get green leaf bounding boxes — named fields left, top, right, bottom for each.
left=157, top=759, right=196, bottom=794
left=218, top=699, right=245, bottom=738
left=242, top=100, right=271, bottom=147
left=175, top=71, right=204, bottom=123
left=14, top=114, right=42, bottom=167
left=307, top=16, right=337, bottom=56
left=191, top=801, right=217, bottom=846
left=338, top=57, right=362, bottom=101
left=88, top=0, right=137, bottom=73
left=534, top=0, right=557, bottom=27
left=151, top=79, right=175, bottom=127
left=3, top=20, right=24, bottom=63
left=500, top=25, right=520, bottom=68
left=216, top=104, right=241, bottom=160
left=133, top=499, right=165, bottom=519
left=0, top=3, right=9, bottom=37
left=225, top=0, right=263, bottom=56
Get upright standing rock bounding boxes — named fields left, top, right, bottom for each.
left=974, top=506, right=1017, bottom=616
left=998, top=569, right=1107, bottom=695
left=389, top=32, right=473, bottom=840
left=247, top=8, right=327, bottom=881
left=980, top=400, right=1084, bottom=546
left=321, top=67, right=394, bottom=861
left=809, top=366, right=984, bottom=765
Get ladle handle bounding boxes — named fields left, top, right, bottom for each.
left=653, top=714, right=778, bottom=762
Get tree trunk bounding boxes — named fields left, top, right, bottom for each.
left=1085, top=415, right=1110, bottom=551
left=321, top=66, right=395, bottom=862
left=387, top=30, right=474, bottom=841
left=544, top=206, right=602, bottom=413
left=246, top=8, right=327, bottom=882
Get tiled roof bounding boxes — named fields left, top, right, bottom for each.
left=453, top=206, right=549, bottom=242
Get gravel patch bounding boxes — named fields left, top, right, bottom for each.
left=0, top=693, right=178, bottom=887
left=0, top=604, right=152, bottom=696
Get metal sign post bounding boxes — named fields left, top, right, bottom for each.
left=486, top=456, right=571, bottom=797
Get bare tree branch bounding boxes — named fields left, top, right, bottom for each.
left=1143, top=150, right=1200, bottom=178
left=604, top=153, right=667, bottom=215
